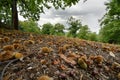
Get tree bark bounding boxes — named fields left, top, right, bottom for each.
left=12, top=0, right=18, bottom=30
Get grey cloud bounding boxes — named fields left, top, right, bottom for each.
left=38, top=0, right=107, bottom=33
left=49, top=0, right=106, bottom=16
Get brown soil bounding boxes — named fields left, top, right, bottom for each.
left=0, top=29, right=120, bottom=80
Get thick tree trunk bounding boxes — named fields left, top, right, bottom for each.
left=12, top=0, right=18, bottom=30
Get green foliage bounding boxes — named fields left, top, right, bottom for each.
left=99, top=20, right=120, bottom=43
left=67, top=16, right=82, bottom=37
left=99, top=0, right=120, bottom=44
left=77, top=25, right=90, bottom=40
left=105, top=0, right=120, bottom=17
left=67, top=17, right=98, bottom=41
left=0, top=0, right=80, bottom=29
left=19, top=19, right=41, bottom=34
left=76, top=25, right=98, bottom=41
left=0, top=0, right=12, bottom=25
left=88, top=32, right=98, bottom=41
left=53, top=23, right=65, bottom=36
left=41, top=23, right=65, bottom=36
left=41, top=23, right=54, bottom=35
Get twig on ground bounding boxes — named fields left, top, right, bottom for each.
left=0, top=59, right=19, bottom=80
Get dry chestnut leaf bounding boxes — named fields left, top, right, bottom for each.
left=0, top=51, right=14, bottom=61
left=41, top=47, right=52, bottom=53
left=0, top=38, right=4, bottom=43
left=29, top=34, right=34, bottom=40
left=3, top=36, right=10, bottom=42
left=3, top=45, right=14, bottom=51
left=3, top=74, right=11, bottom=80
left=63, top=44, right=70, bottom=50
left=13, top=39, right=21, bottom=43
left=94, top=55, right=104, bottom=64
left=37, top=75, right=53, bottom=80
left=60, top=64, right=67, bottom=70
left=40, top=59, right=47, bottom=64
left=117, top=73, right=120, bottom=79
left=109, top=51, right=115, bottom=57
left=53, top=59, right=60, bottom=65
left=81, top=55, right=87, bottom=62
left=68, top=51, right=79, bottom=58
left=59, top=54, right=76, bottom=65
left=112, top=62, right=120, bottom=69
left=13, top=43, right=23, bottom=50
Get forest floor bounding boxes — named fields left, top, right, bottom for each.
left=0, top=29, right=120, bottom=80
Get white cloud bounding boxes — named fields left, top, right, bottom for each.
left=19, top=0, right=107, bottom=33
left=39, top=17, right=66, bottom=25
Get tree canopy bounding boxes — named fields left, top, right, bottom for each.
left=53, top=23, right=65, bottom=36
left=99, top=0, right=120, bottom=44
left=67, top=16, right=82, bottom=37
left=0, top=0, right=80, bottom=30
left=41, top=23, right=53, bottom=35
left=19, top=19, right=41, bottom=34
left=77, top=25, right=90, bottom=40
left=41, top=23, right=65, bottom=36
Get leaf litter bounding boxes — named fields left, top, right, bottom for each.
left=0, top=29, right=120, bottom=80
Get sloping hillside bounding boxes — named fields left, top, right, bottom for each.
left=0, top=29, right=120, bottom=80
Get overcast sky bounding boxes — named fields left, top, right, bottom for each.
left=19, top=0, right=107, bottom=33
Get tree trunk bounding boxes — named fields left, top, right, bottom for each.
left=12, top=0, right=18, bottom=30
